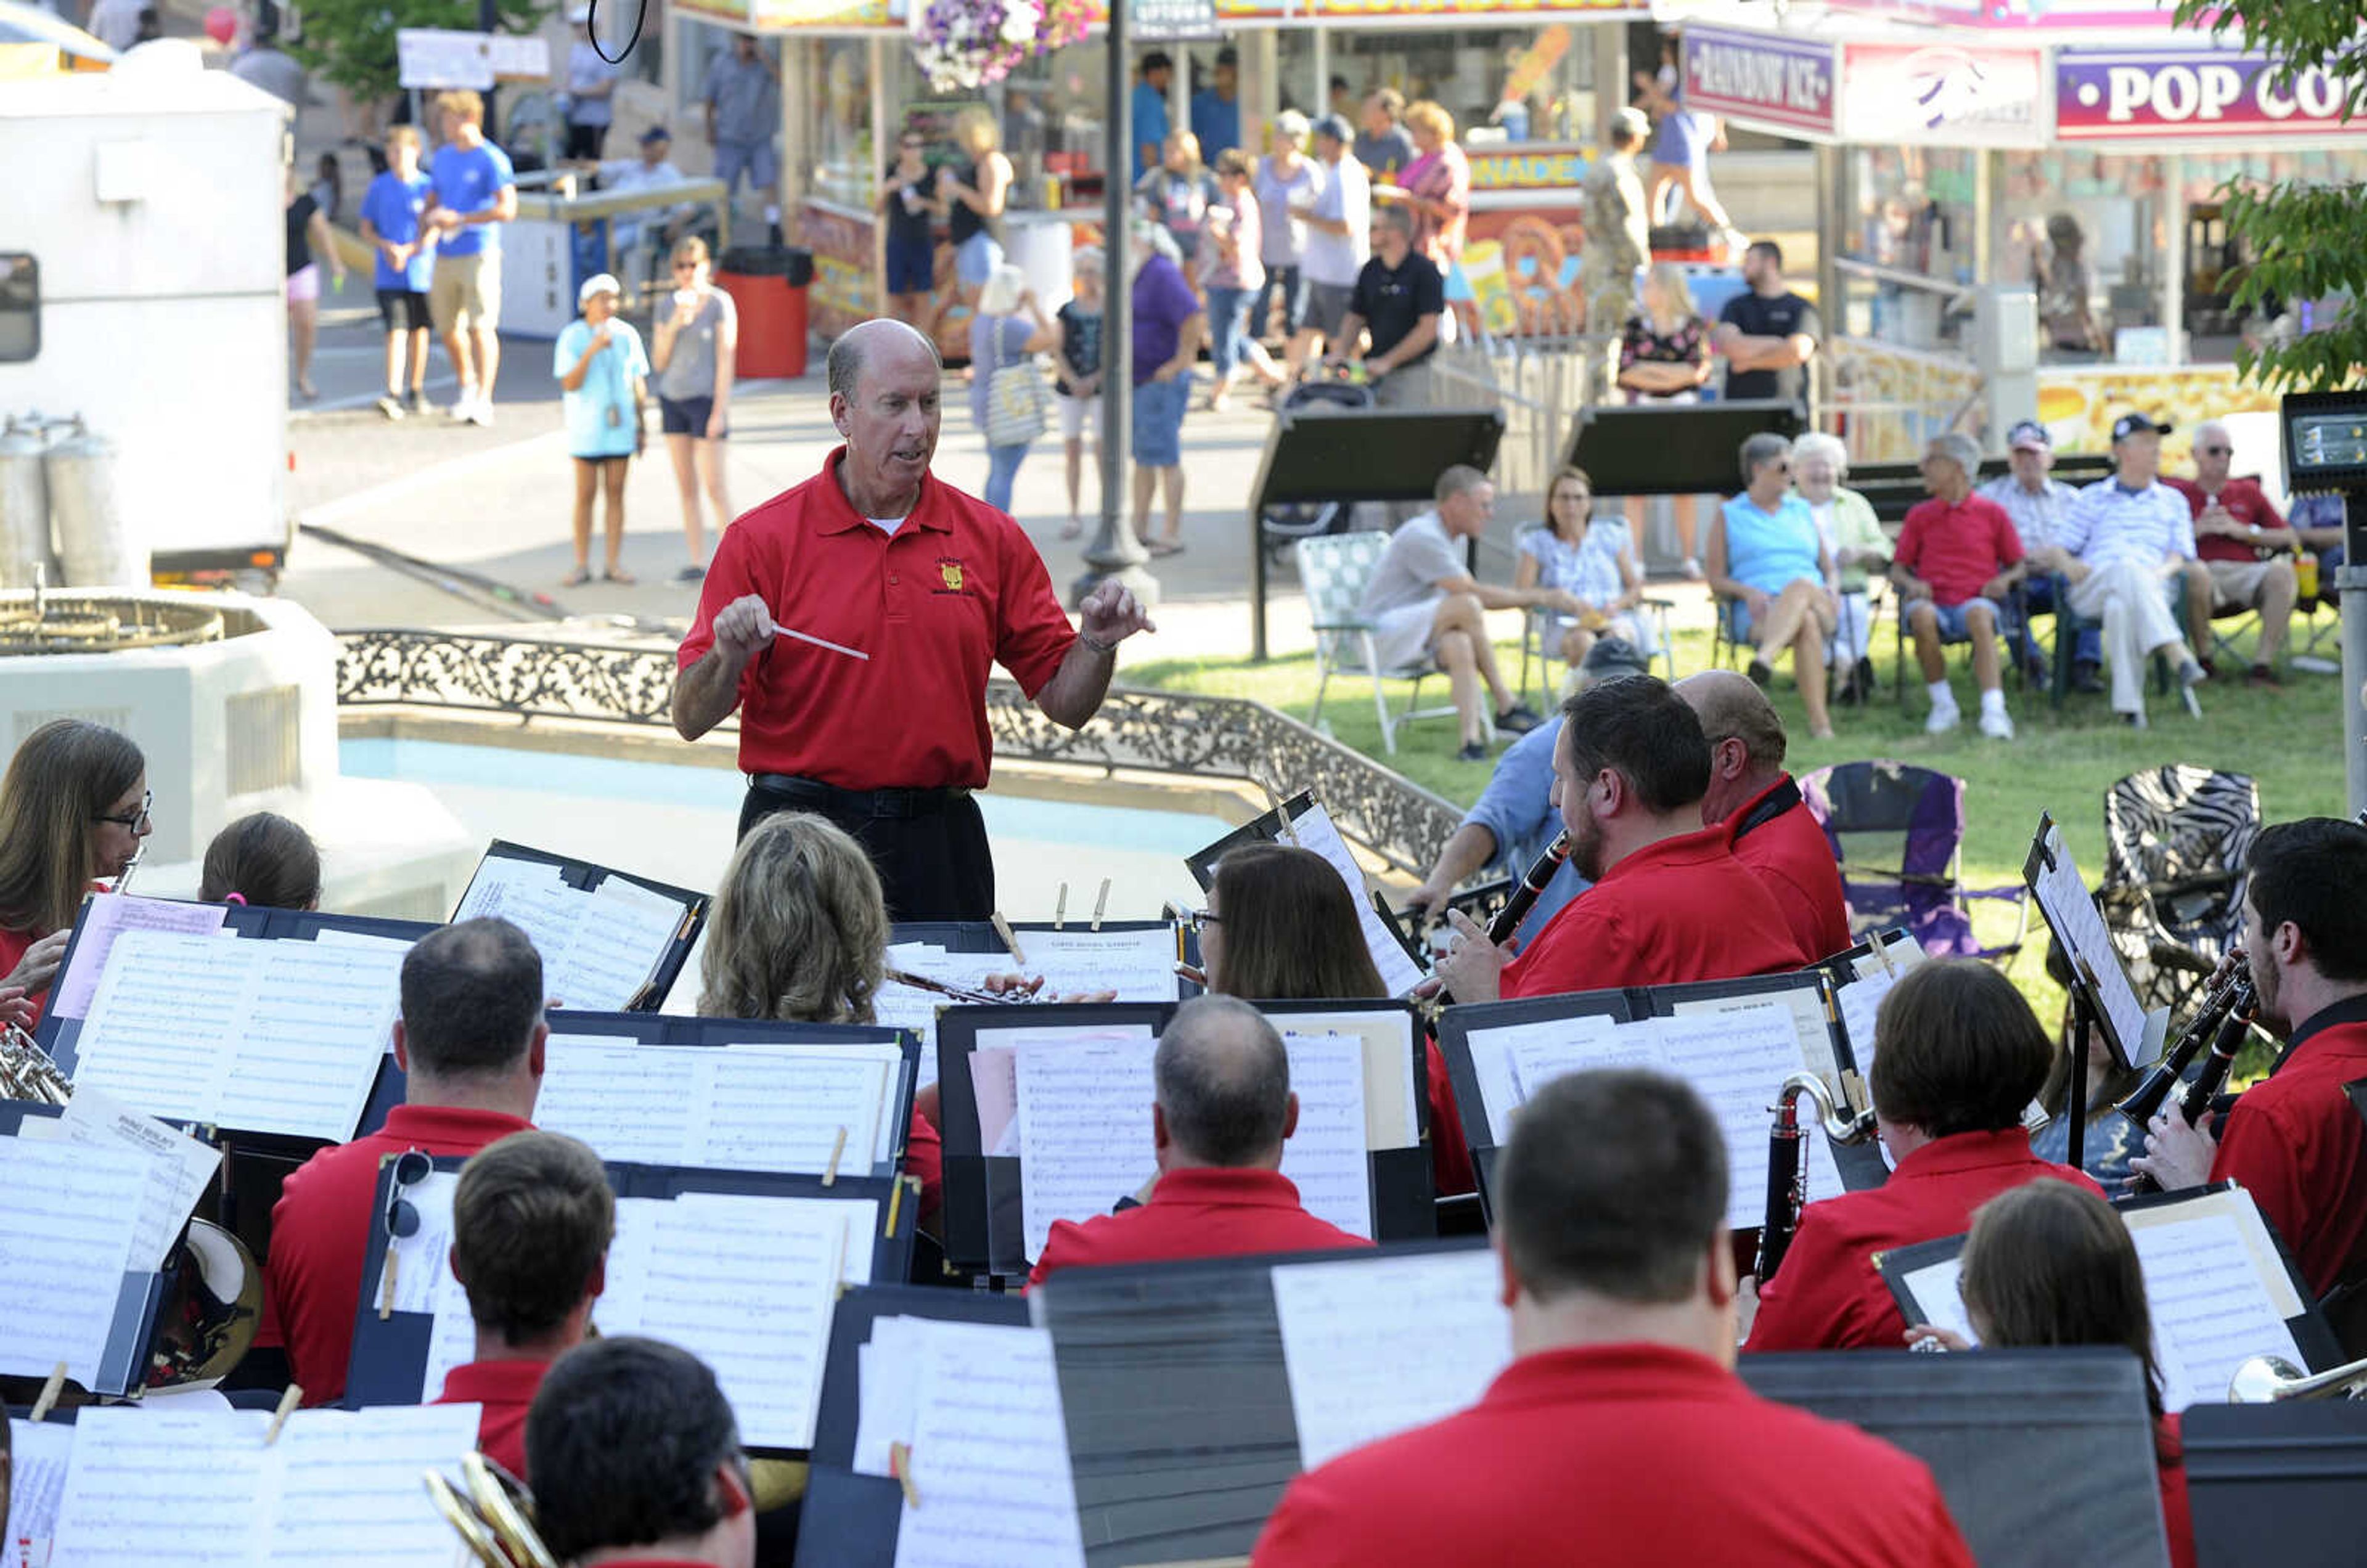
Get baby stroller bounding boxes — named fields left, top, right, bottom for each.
left=1261, top=370, right=1376, bottom=566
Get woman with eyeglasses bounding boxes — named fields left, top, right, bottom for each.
left=0, top=719, right=150, bottom=1021
left=1707, top=431, right=1839, bottom=740
left=649, top=235, right=738, bottom=586
left=1197, top=843, right=1385, bottom=1003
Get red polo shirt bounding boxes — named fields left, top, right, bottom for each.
left=2209, top=999, right=2367, bottom=1296
left=1894, top=493, right=2024, bottom=607
left=1499, top=824, right=1809, bottom=1000
left=1249, top=1342, right=1973, bottom=1568
left=676, top=448, right=1077, bottom=790
left=1728, top=774, right=1852, bottom=964
left=2159, top=1414, right=2195, bottom=1568
left=1028, top=1166, right=1372, bottom=1286
left=2165, top=476, right=2287, bottom=564
left=435, top=1357, right=552, bottom=1478
left=263, top=1103, right=536, bottom=1406
left=1745, top=1131, right=2102, bottom=1353
left=0, top=925, right=44, bottom=1026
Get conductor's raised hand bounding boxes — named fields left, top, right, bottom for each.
left=1433, top=908, right=1509, bottom=1006
left=1078, top=581, right=1155, bottom=647
left=712, top=594, right=777, bottom=666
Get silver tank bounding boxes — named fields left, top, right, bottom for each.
left=47, top=417, right=147, bottom=589
left=0, top=417, right=50, bottom=589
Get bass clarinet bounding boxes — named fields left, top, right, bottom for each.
left=1755, top=1072, right=1877, bottom=1285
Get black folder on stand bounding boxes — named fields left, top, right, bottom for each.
left=2186, top=1400, right=2367, bottom=1568
left=452, top=840, right=708, bottom=1012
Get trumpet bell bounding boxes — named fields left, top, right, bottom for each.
left=2229, top=1354, right=2310, bottom=1403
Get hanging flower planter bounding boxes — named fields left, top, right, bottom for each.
left=907, top=0, right=1088, bottom=92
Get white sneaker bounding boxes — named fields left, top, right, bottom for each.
left=1978, top=707, right=2016, bottom=740
left=447, top=392, right=478, bottom=421
left=1924, top=700, right=1961, bottom=735
left=464, top=399, right=494, bottom=428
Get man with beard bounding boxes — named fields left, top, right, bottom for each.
left=671, top=319, right=1153, bottom=921
left=1431, top=675, right=1806, bottom=1003
left=2133, top=817, right=2367, bottom=1299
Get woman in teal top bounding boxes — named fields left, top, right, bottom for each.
left=1708, top=431, right=1838, bottom=739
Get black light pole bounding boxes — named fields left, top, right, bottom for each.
left=1074, top=7, right=1158, bottom=609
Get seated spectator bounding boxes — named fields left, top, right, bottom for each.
left=1515, top=465, right=1654, bottom=673
left=1706, top=433, right=1838, bottom=740
left=432, top=1130, right=613, bottom=1476
left=199, top=812, right=322, bottom=910
left=1789, top=433, right=1889, bottom=705
left=1903, top=1180, right=2193, bottom=1568
left=1891, top=431, right=2026, bottom=740
left=1328, top=203, right=1445, bottom=410
left=2165, top=418, right=2299, bottom=685
left=2061, top=415, right=2211, bottom=728
left=1029, top=995, right=1375, bottom=1285
left=2289, top=492, right=2346, bottom=613
left=1745, top=960, right=2101, bottom=1352
left=1979, top=419, right=2101, bottom=690
left=1354, top=464, right=1551, bottom=762
left=266, top=919, right=547, bottom=1405
left=576, top=125, right=698, bottom=298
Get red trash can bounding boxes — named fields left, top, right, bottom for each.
left=715, top=246, right=815, bottom=380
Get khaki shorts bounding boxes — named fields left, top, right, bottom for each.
left=430, top=252, right=502, bottom=333
left=2207, top=556, right=2289, bottom=609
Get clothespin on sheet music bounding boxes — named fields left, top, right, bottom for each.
left=823, top=1126, right=847, bottom=1187
left=991, top=911, right=1027, bottom=967
left=884, top=1173, right=914, bottom=1238
left=889, top=1442, right=921, bottom=1508
left=30, top=1363, right=67, bottom=1422
left=264, top=1384, right=302, bottom=1445
left=1871, top=933, right=1898, bottom=978
left=1092, top=878, right=1111, bottom=932
left=1053, top=883, right=1068, bottom=930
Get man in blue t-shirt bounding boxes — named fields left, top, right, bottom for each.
left=1190, top=46, right=1241, bottom=161
left=423, top=89, right=518, bottom=427
left=1132, top=51, right=1172, bottom=176
left=358, top=125, right=437, bottom=420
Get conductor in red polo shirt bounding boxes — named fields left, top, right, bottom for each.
left=2135, top=818, right=2367, bottom=1301
left=1745, top=959, right=2100, bottom=1353
left=1250, top=1069, right=1974, bottom=1568
left=1031, top=994, right=1372, bottom=1286
left=430, top=1130, right=610, bottom=1477
left=264, top=918, right=546, bottom=1405
left=1676, top=669, right=1850, bottom=963
left=1431, top=675, right=1807, bottom=1004
left=671, top=317, right=1154, bottom=921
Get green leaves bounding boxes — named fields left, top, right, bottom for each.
left=289, top=0, right=555, bottom=104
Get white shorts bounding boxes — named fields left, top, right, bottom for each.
left=2208, top=557, right=2287, bottom=609
left=1057, top=392, right=1098, bottom=441
left=1368, top=598, right=1441, bottom=672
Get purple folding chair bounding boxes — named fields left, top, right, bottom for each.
left=1799, top=761, right=2031, bottom=962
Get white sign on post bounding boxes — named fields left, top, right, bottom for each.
left=397, top=28, right=549, bottom=91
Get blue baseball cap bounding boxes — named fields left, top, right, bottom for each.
left=640, top=125, right=672, bottom=145
left=2112, top=412, right=2172, bottom=443
left=2006, top=419, right=2050, bottom=452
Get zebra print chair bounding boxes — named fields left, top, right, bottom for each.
left=2097, top=766, right=2261, bottom=1019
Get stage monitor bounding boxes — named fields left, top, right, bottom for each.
left=2281, top=389, right=2367, bottom=494
left=1563, top=399, right=1804, bottom=497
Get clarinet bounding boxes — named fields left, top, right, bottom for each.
left=2128, top=973, right=2256, bottom=1194
left=1485, top=830, right=1572, bottom=947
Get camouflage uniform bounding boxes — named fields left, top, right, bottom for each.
left=1581, top=150, right=1651, bottom=402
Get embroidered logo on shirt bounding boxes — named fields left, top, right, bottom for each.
left=936, top=558, right=967, bottom=594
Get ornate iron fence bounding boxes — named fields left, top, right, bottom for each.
left=336, top=629, right=1461, bottom=876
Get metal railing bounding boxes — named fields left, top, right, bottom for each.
left=1428, top=331, right=1616, bottom=499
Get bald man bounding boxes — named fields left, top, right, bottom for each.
left=1676, top=671, right=1850, bottom=963
left=1029, top=995, right=1373, bottom=1285
left=672, top=319, right=1154, bottom=920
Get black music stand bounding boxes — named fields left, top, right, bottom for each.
left=1246, top=406, right=1504, bottom=660
left=1562, top=398, right=1803, bottom=496
left=2185, top=1400, right=2367, bottom=1568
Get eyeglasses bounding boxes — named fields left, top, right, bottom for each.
left=2196, top=445, right=2232, bottom=456
left=1189, top=909, right=1222, bottom=933
left=93, top=790, right=152, bottom=831
left=385, top=1148, right=433, bottom=1241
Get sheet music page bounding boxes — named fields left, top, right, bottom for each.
left=1672, top=981, right=1840, bottom=1096
left=0, top=1140, right=149, bottom=1383
left=2031, top=825, right=2154, bottom=1066
left=72, top=928, right=254, bottom=1122
left=1021, top=927, right=1183, bottom=1001
left=530, top=1038, right=701, bottom=1164
left=49, top=893, right=231, bottom=1021
left=893, top=1323, right=1086, bottom=1568
left=552, top=878, right=685, bottom=1011
left=309, top=927, right=416, bottom=953
left=48, top=1407, right=269, bottom=1566
left=6, top=1417, right=75, bottom=1561
left=1271, top=1249, right=1511, bottom=1471
left=1290, top=802, right=1428, bottom=999
left=880, top=945, right=1024, bottom=1090
left=852, top=1315, right=930, bottom=1477
left=1834, top=971, right=1896, bottom=1084
left=263, top=1405, right=483, bottom=1566
left=972, top=1023, right=1157, bottom=1156
left=225, top=940, right=406, bottom=1139
left=1641, top=1008, right=1844, bottom=1232
left=1896, top=1256, right=1981, bottom=1345
left=1265, top=1009, right=1420, bottom=1147
left=703, top=1047, right=896, bottom=1174
left=416, top=1257, right=479, bottom=1403
left=49, top=1084, right=223, bottom=1271
left=2130, top=1211, right=2307, bottom=1413
left=1278, top=1032, right=1374, bottom=1239
left=1503, top=1015, right=1652, bottom=1122
left=1015, top=1041, right=1159, bottom=1262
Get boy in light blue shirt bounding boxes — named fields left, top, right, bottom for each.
left=554, top=274, right=648, bottom=588
left=358, top=125, right=436, bottom=419
left=424, top=90, right=518, bottom=425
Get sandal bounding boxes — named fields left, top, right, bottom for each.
left=1061, top=518, right=1084, bottom=540
left=1148, top=539, right=1187, bottom=558
left=561, top=565, right=592, bottom=587
left=602, top=564, right=637, bottom=586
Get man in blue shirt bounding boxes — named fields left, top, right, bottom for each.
left=1133, top=52, right=1173, bottom=176
left=2060, top=412, right=2210, bottom=727
left=424, top=90, right=517, bottom=427
left=1192, top=47, right=1242, bottom=163
left=358, top=125, right=436, bottom=420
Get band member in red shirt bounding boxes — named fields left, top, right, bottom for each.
left=264, top=919, right=546, bottom=1404
left=1746, top=960, right=2100, bottom=1352
left=431, top=1130, right=611, bottom=1477
left=1432, top=675, right=1806, bottom=1004
left=1677, top=669, right=1850, bottom=962
left=1251, top=1069, right=1974, bottom=1568
left=0, top=718, right=151, bottom=1024
left=1031, top=995, right=1373, bottom=1285
left=2135, top=817, right=2367, bottom=1299
left=671, top=318, right=1152, bottom=922
left=526, top=1337, right=756, bottom=1568
left=1905, top=1180, right=2194, bottom=1568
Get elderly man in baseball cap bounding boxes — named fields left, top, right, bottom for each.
left=554, top=272, right=649, bottom=587
left=1977, top=418, right=2101, bottom=688
left=2054, top=412, right=2212, bottom=727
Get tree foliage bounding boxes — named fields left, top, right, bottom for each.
left=2170, top=0, right=2367, bottom=391
left=288, top=0, right=554, bottom=105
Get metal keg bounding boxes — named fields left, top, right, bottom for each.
left=47, top=416, right=147, bottom=589
left=0, top=416, right=51, bottom=589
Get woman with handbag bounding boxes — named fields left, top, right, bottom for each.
left=968, top=263, right=1058, bottom=515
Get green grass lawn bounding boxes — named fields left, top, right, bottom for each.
left=1131, top=610, right=2352, bottom=1033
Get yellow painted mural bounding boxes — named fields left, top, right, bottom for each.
left=2034, top=366, right=2280, bottom=467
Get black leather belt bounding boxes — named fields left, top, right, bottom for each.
left=748, top=774, right=967, bottom=819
